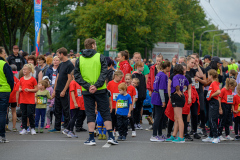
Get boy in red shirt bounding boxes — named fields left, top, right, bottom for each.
left=203, top=69, right=221, bottom=143
left=62, top=71, right=85, bottom=138
left=232, top=84, right=240, bottom=140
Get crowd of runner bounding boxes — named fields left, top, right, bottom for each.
left=1, top=38, right=240, bottom=145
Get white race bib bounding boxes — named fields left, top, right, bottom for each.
left=206, top=90, right=211, bottom=98
left=77, top=89, right=82, bottom=97
left=15, top=59, right=20, bottom=63
left=195, top=81, right=199, bottom=89
left=227, top=95, right=233, bottom=103
left=113, top=93, right=120, bottom=101
left=191, top=78, right=195, bottom=86
left=183, top=86, right=187, bottom=92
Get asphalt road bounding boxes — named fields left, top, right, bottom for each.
left=1, top=119, right=240, bottom=160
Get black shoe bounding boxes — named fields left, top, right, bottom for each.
left=202, top=129, right=207, bottom=137
left=184, top=134, right=193, bottom=141
left=167, top=133, right=171, bottom=138
left=189, top=131, right=194, bottom=135
left=235, top=136, right=240, bottom=140
left=194, top=133, right=201, bottom=139
left=76, top=127, right=87, bottom=132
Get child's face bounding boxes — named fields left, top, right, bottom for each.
left=132, top=80, right=138, bottom=87
left=237, top=89, right=240, bottom=95
left=165, top=66, right=170, bottom=72
left=125, top=76, right=132, bottom=85
left=229, top=85, right=235, bottom=91
left=156, top=57, right=162, bottom=66
left=137, top=66, right=144, bottom=72
left=208, top=74, right=213, bottom=81
left=117, top=53, right=124, bottom=62
left=118, top=89, right=125, bottom=95
left=22, top=66, right=31, bottom=75
left=115, top=75, right=123, bottom=82
left=38, top=83, right=44, bottom=90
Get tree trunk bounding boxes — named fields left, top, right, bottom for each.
left=45, top=22, right=53, bottom=53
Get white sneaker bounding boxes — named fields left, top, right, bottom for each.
left=31, top=129, right=37, bottom=135
left=137, top=124, right=143, bottom=130
left=115, top=131, right=119, bottom=137
left=145, top=126, right=153, bottom=131
left=19, top=129, right=28, bottom=135
left=219, top=135, right=227, bottom=141
left=212, top=138, right=219, bottom=144
left=132, top=131, right=136, bottom=137
left=202, top=137, right=213, bottom=142
left=226, top=135, right=234, bottom=141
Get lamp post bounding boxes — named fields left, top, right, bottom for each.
left=212, top=33, right=225, bottom=57
left=192, top=26, right=205, bottom=52
left=217, top=40, right=227, bottom=57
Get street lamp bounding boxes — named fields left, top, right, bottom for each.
left=212, top=33, right=225, bottom=56
left=217, top=40, right=227, bottom=56
left=192, top=26, right=205, bottom=52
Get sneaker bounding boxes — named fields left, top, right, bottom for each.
left=27, top=127, right=30, bottom=133
left=19, top=129, right=28, bottom=135
left=165, top=135, right=176, bottom=142
left=161, top=135, right=168, bottom=141
left=226, top=135, right=234, bottom=141
left=184, top=134, right=193, bottom=141
left=137, top=124, right=143, bottom=130
left=84, top=138, right=96, bottom=146
left=40, top=128, right=44, bottom=133
left=122, top=136, right=126, bottom=141
left=167, top=133, right=171, bottom=138
left=62, top=129, right=70, bottom=135
left=150, top=136, right=164, bottom=142
left=12, top=128, right=18, bottom=132
left=0, top=137, right=9, bottom=143
left=235, top=135, right=240, bottom=140
left=219, top=135, right=227, bottom=141
left=194, top=133, right=201, bottom=139
left=132, top=131, right=136, bottom=137
left=102, top=134, right=107, bottom=140
left=48, top=128, right=61, bottom=133
left=134, top=124, right=137, bottom=129
left=172, top=137, right=185, bottom=143
left=115, top=131, right=119, bottom=137
left=35, top=128, right=39, bottom=133
left=145, top=126, right=153, bottom=131
left=31, top=129, right=36, bottom=135
left=189, top=131, right=194, bottom=135
left=212, top=138, right=219, bottom=144
left=107, top=137, right=119, bottom=145
left=202, top=129, right=208, bottom=137
left=98, top=134, right=103, bottom=140
left=202, top=137, right=213, bottom=142
left=5, top=126, right=11, bottom=132
left=117, top=136, right=123, bottom=141
left=45, top=125, right=50, bottom=129
left=67, top=131, right=78, bottom=138
left=76, top=127, right=87, bottom=132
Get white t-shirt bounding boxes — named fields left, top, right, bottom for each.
left=52, top=68, right=57, bottom=85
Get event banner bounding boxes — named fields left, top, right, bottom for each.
left=111, top=25, right=118, bottom=50
left=105, top=23, right=112, bottom=51
left=34, top=0, right=43, bottom=56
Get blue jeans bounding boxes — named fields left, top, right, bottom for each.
left=35, top=108, right=46, bottom=128
left=0, top=92, right=10, bottom=137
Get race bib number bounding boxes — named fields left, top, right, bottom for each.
left=195, top=82, right=199, bottom=89
left=15, top=59, right=20, bottom=63
left=206, top=90, right=211, bottom=98
left=191, top=78, right=195, bottom=86
left=113, top=93, right=119, bottom=101
left=183, top=86, right=187, bottom=92
left=238, top=104, right=240, bottom=112
left=37, top=96, right=47, bottom=105
left=77, top=89, right=82, bottom=97
left=117, top=100, right=128, bottom=108
left=227, top=95, right=233, bottom=103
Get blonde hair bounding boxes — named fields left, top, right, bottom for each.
left=203, top=63, right=209, bottom=68
left=134, top=61, right=144, bottom=70
left=23, top=63, right=35, bottom=74
left=39, top=80, right=48, bottom=88
left=118, top=82, right=127, bottom=91
left=229, top=69, right=237, bottom=79
left=208, top=69, right=218, bottom=79
left=113, top=70, right=124, bottom=79
left=125, top=73, right=132, bottom=80
left=53, top=56, right=60, bottom=61
left=71, top=58, right=77, bottom=66
left=225, top=78, right=237, bottom=90
left=132, top=78, right=140, bottom=84
left=237, top=84, right=240, bottom=91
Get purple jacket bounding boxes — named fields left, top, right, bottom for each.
left=46, top=86, right=54, bottom=106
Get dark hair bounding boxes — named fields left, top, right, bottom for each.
left=209, top=61, right=218, bottom=71
left=10, top=64, right=17, bottom=71
left=173, top=64, right=184, bottom=75
left=31, top=51, right=36, bottom=56
left=28, top=55, right=37, bottom=66
left=22, top=52, right=29, bottom=57
left=84, top=38, right=96, bottom=49
left=37, top=55, right=46, bottom=63
left=119, top=50, right=129, bottom=61
left=58, top=47, right=68, bottom=56
left=105, top=57, right=113, bottom=67
left=181, top=63, right=187, bottom=68
left=160, top=60, right=171, bottom=70
left=0, top=47, right=5, bottom=54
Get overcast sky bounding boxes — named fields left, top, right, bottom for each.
left=200, top=0, right=240, bottom=43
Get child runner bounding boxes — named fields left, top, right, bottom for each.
left=19, top=64, right=38, bottom=135
left=202, top=69, right=221, bottom=144
left=62, top=71, right=84, bottom=138
left=107, top=70, right=124, bottom=136
left=218, top=78, right=236, bottom=141
left=116, top=83, right=132, bottom=141
left=132, top=61, right=146, bottom=130
left=117, top=50, right=133, bottom=82
left=125, top=74, right=137, bottom=137
left=35, top=80, right=52, bottom=133
left=150, top=61, right=170, bottom=142
left=165, top=64, right=189, bottom=143
left=232, top=84, right=240, bottom=140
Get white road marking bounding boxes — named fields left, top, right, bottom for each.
left=102, top=143, right=111, bottom=148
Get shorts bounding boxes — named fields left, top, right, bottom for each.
left=171, top=93, right=185, bottom=108
left=9, top=102, right=17, bottom=108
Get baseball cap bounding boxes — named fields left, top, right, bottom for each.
left=70, top=50, right=74, bottom=53
left=46, top=52, right=50, bottom=56
left=202, top=55, right=211, bottom=60
left=42, top=76, right=51, bottom=83
left=211, top=56, right=222, bottom=64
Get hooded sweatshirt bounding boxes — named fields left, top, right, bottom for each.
left=74, top=49, right=108, bottom=95
left=119, top=60, right=133, bottom=82
left=132, top=71, right=146, bottom=99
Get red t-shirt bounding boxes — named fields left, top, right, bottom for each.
left=206, top=81, right=220, bottom=101
left=15, top=82, right=20, bottom=103
left=69, top=80, right=85, bottom=110
left=219, top=87, right=234, bottom=104
left=9, top=77, right=19, bottom=103
left=233, top=94, right=240, bottom=117
left=107, top=80, right=122, bottom=109
left=127, top=85, right=136, bottom=103
left=19, top=77, right=37, bottom=104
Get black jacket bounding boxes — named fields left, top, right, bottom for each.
left=106, top=68, right=115, bottom=84
left=74, top=49, right=108, bottom=95
left=0, top=57, right=14, bottom=91
left=7, top=54, right=25, bottom=71
left=132, top=72, right=146, bottom=99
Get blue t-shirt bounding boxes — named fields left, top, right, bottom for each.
left=116, top=94, right=132, bottom=116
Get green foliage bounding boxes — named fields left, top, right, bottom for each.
left=94, top=35, right=105, bottom=54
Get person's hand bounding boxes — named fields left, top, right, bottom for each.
left=175, top=90, right=182, bottom=97
left=89, top=85, right=97, bottom=94
left=49, top=105, right=53, bottom=108
left=60, top=91, right=65, bottom=97
left=188, top=97, right=192, bottom=104
left=25, top=88, right=29, bottom=92
left=127, top=113, right=131, bottom=118
left=149, top=91, right=152, bottom=97
left=52, top=91, right=55, bottom=99
left=219, top=108, right=223, bottom=115
left=194, top=76, right=200, bottom=82
left=17, top=103, right=20, bottom=107
left=110, top=108, right=112, bottom=113
left=19, top=87, right=22, bottom=92
left=234, top=110, right=239, bottom=114
left=74, top=103, right=78, bottom=109
left=95, top=110, right=98, bottom=115
left=162, top=102, right=166, bottom=108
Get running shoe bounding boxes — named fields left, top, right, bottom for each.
left=19, top=129, right=28, bottom=135
left=40, top=128, right=44, bottom=133
left=132, top=131, right=136, bottom=137
left=5, top=125, right=11, bottom=132
left=202, top=137, right=213, bottom=142
left=31, top=129, right=37, bottom=135
left=184, top=134, right=193, bottom=141
left=230, top=126, right=233, bottom=131
left=145, top=126, right=153, bottom=131
left=165, top=135, right=176, bottom=142
left=161, top=135, right=168, bottom=141
left=122, top=136, right=126, bottom=141
left=117, top=136, right=123, bottom=141
left=27, top=127, right=30, bottom=133
left=212, top=138, right=219, bottom=144
left=150, top=136, right=164, bottom=142
left=48, top=128, right=61, bottom=133
left=137, top=124, right=143, bottom=130
left=172, top=137, right=185, bottom=143
left=194, top=133, right=201, bottom=139
left=219, top=135, right=227, bottom=141
left=235, top=135, right=240, bottom=140
left=202, top=129, right=208, bottom=137
left=12, top=128, right=18, bottom=132
left=62, top=129, right=70, bottom=135
left=84, top=138, right=96, bottom=146
left=67, top=131, right=78, bottom=138
left=102, top=134, right=107, bottom=140
left=45, top=125, right=50, bottom=129
left=98, top=134, right=103, bottom=140
left=226, top=135, right=234, bottom=141
left=0, top=137, right=9, bottom=143
left=35, top=128, right=39, bottom=133
left=107, top=137, right=119, bottom=145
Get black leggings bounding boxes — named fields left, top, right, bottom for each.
left=204, top=90, right=210, bottom=126
left=134, top=98, right=144, bottom=124
left=152, top=105, right=165, bottom=136
left=234, top=116, right=240, bottom=135
left=129, top=111, right=135, bottom=131
left=190, top=101, right=198, bottom=132
left=218, top=103, right=232, bottom=136
left=111, top=109, right=117, bottom=131
left=66, top=109, right=80, bottom=131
